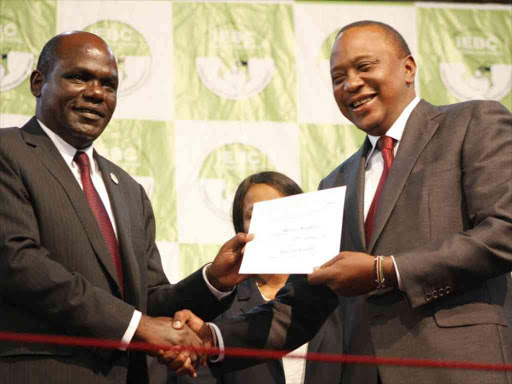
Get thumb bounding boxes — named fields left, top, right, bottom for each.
left=173, top=309, right=204, bottom=333
left=307, top=267, right=330, bottom=286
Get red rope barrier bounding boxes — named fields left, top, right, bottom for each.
left=1, top=331, right=511, bottom=372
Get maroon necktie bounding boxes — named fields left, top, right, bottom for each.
left=74, top=151, right=124, bottom=293
left=364, top=136, right=395, bottom=246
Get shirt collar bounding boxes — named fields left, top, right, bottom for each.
left=37, top=119, right=96, bottom=172
left=365, top=97, right=420, bottom=166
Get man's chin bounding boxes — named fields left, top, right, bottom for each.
left=70, top=125, right=105, bottom=147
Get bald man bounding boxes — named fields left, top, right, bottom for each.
left=0, top=31, right=251, bottom=384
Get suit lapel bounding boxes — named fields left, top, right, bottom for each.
left=235, top=280, right=261, bottom=314
left=237, top=281, right=285, bottom=374
left=21, top=118, right=122, bottom=292
left=96, top=153, right=141, bottom=305
left=368, top=100, right=441, bottom=252
left=343, top=139, right=371, bottom=252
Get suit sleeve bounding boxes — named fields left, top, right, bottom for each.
left=210, top=274, right=339, bottom=374
left=141, top=187, right=234, bottom=321
left=395, top=101, right=512, bottom=308
left=0, top=133, right=134, bottom=341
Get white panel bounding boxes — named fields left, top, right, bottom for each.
left=57, top=0, right=173, bottom=121
left=295, top=2, right=417, bottom=124
left=175, top=120, right=301, bottom=244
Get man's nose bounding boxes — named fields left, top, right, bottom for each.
left=342, top=73, right=363, bottom=93
left=83, top=80, right=105, bottom=102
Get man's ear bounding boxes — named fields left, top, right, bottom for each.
left=30, top=70, right=44, bottom=97
left=404, top=55, right=417, bottom=86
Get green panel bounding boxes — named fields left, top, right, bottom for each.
left=300, top=123, right=365, bottom=192
left=179, top=243, right=223, bottom=278
left=173, top=2, right=296, bottom=122
left=418, top=7, right=512, bottom=109
left=95, top=119, right=177, bottom=242
left=0, top=0, right=56, bottom=115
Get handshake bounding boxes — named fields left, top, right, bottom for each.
left=133, top=233, right=255, bottom=377
left=134, top=310, right=211, bottom=378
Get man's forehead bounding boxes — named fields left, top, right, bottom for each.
left=56, top=32, right=112, bottom=57
left=54, top=35, right=116, bottom=66
left=331, top=26, right=399, bottom=61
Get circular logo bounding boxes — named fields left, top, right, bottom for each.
left=439, top=29, right=511, bottom=101
left=196, top=26, right=275, bottom=100
left=0, top=20, right=35, bottom=92
left=85, top=20, right=152, bottom=97
left=198, top=143, right=275, bottom=220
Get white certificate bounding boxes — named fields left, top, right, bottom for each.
left=239, top=186, right=346, bottom=274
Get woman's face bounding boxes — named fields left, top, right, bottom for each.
left=242, top=184, right=284, bottom=233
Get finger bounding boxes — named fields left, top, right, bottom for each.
left=245, top=233, right=255, bottom=242
left=178, top=313, right=204, bottom=334
left=168, top=350, right=189, bottom=369
left=169, top=352, right=196, bottom=373
left=176, top=357, right=197, bottom=378
left=313, top=253, right=344, bottom=272
left=308, top=266, right=332, bottom=285
left=173, top=309, right=197, bottom=329
left=158, top=346, right=180, bottom=364
left=235, top=232, right=254, bottom=245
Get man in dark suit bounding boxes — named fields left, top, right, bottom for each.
left=0, top=31, right=251, bottom=384
left=171, top=20, right=512, bottom=384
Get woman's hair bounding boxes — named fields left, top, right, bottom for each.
left=232, top=171, right=303, bottom=234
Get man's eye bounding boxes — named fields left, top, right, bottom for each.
left=332, top=77, right=345, bottom=86
left=103, top=81, right=118, bottom=91
left=68, top=74, right=84, bottom=81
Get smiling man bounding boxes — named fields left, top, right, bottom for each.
left=172, top=20, right=512, bottom=384
left=0, top=31, right=253, bottom=384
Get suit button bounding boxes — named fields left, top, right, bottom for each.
left=424, top=293, right=432, bottom=302
left=445, top=285, right=452, bottom=295
left=432, top=289, right=438, bottom=299
left=438, top=287, right=445, bottom=297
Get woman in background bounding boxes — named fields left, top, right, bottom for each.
left=150, top=171, right=344, bottom=384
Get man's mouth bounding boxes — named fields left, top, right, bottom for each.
left=350, top=95, right=376, bottom=110
left=74, top=107, right=105, bottom=119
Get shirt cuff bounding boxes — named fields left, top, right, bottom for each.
left=390, top=255, right=404, bottom=291
left=202, top=263, right=235, bottom=300
left=207, top=322, right=224, bottom=362
left=120, top=310, right=142, bottom=351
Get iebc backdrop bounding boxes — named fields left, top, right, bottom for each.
left=1, top=0, right=510, bottom=282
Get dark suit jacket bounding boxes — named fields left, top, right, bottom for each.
left=0, top=117, right=232, bottom=384
left=149, top=278, right=344, bottom=384
left=213, top=100, right=512, bottom=384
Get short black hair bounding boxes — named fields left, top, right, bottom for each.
left=337, top=20, right=411, bottom=57
left=36, top=34, right=63, bottom=77
left=232, top=171, right=303, bottom=234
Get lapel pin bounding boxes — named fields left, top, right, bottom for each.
left=110, top=173, right=119, bottom=185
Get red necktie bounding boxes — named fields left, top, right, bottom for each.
left=364, top=136, right=395, bottom=246
left=74, top=151, right=124, bottom=293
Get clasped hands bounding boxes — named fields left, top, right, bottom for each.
left=134, top=233, right=253, bottom=377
